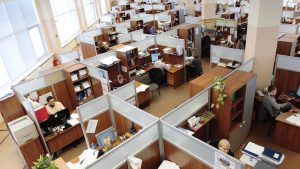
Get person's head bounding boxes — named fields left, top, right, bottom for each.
left=218, top=139, right=231, bottom=154
left=117, top=74, right=125, bottom=84
left=46, top=96, right=55, bottom=107
left=268, top=85, right=277, bottom=96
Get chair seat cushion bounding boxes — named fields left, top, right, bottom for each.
left=149, top=83, right=159, bottom=91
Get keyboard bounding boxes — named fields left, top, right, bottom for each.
left=289, top=99, right=300, bottom=109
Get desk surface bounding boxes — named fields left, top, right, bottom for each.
left=55, top=157, right=69, bottom=169
left=69, top=138, right=123, bottom=164
left=276, top=112, right=300, bottom=128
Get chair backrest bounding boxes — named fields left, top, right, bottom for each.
left=139, top=73, right=151, bottom=84
left=149, top=68, right=164, bottom=85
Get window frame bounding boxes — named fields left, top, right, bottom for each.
left=83, top=0, right=98, bottom=27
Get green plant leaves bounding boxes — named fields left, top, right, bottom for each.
left=32, top=155, right=58, bottom=169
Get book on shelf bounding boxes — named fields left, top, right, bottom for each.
left=82, top=81, right=91, bottom=89
left=78, top=69, right=87, bottom=77
left=74, top=85, right=81, bottom=92
left=71, top=73, right=78, bottom=81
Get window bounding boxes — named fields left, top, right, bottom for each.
left=83, top=0, right=97, bottom=26
left=50, top=0, right=80, bottom=46
left=99, top=0, right=109, bottom=15
left=0, top=0, right=47, bottom=83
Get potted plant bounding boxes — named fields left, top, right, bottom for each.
left=32, top=155, right=58, bottom=169
left=213, top=76, right=227, bottom=109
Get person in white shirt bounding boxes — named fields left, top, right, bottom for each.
left=153, top=58, right=171, bottom=73
left=46, top=96, right=65, bottom=115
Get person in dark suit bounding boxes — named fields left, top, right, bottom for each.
left=201, top=33, right=212, bottom=58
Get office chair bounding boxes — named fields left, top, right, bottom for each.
left=263, top=106, right=276, bottom=136
left=139, top=73, right=160, bottom=96
left=207, top=139, right=234, bottom=157
left=149, top=68, right=165, bottom=86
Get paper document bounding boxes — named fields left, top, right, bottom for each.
left=174, top=64, right=183, bottom=68
left=71, top=113, right=79, bottom=119
left=136, top=84, right=149, bottom=93
left=177, top=127, right=194, bottom=136
left=286, top=115, right=300, bottom=126
left=158, top=160, right=180, bottom=169
left=67, top=118, right=80, bottom=126
left=100, top=56, right=120, bottom=66
left=239, top=154, right=258, bottom=167
left=86, top=120, right=98, bottom=133
left=79, top=69, right=87, bottom=77
left=244, top=142, right=264, bottom=156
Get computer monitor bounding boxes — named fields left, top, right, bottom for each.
left=151, top=53, right=160, bottom=62
left=96, top=126, right=116, bottom=147
left=297, top=85, right=300, bottom=97
left=47, top=108, right=70, bottom=128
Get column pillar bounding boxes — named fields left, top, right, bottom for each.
left=202, top=0, right=217, bottom=20
left=244, top=0, right=282, bottom=89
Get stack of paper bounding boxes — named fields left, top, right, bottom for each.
left=67, top=118, right=80, bottom=126
left=239, top=154, right=258, bottom=167
left=158, top=160, right=180, bottom=169
left=241, top=142, right=264, bottom=158
left=71, top=74, right=78, bottom=81
left=82, top=81, right=91, bottom=89
left=71, top=113, right=79, bottom=119
left=79, top=69, right=87, bottom=77
left=286, top=115, right=300, bottom=126
left=100, top=56, right=120, bottom=66
left=136, top=84, right=150, bottom=93
left=74, top=85, right=81, bottom=92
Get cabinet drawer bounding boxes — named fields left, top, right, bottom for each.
left=167, top=73, right=174, bottom=85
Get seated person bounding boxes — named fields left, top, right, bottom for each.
left=236, top=35, right=246, bottom=50
left=218, top=139, right=234, bottom=157
left=187, top=50, right=203, bottom=77
left=99, top=42, right=109, bottom=53
left=149, top=26, right=157, bottom=35
left=112, top=74, right=128, bottom=88
left=46, top=96, right=65, bottom=115
left=153, top=56, right=171, bottom=73
left=262, top=85, right=292, bottom=118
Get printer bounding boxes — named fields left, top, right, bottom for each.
left=8, top=115, right=39, bottom=145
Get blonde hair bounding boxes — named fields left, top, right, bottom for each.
left=218, top=139, right=230, bottom=149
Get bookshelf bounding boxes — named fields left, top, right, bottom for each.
left=117, top=46, right=139, bottom=79
left=64, top=63, right=94, bottom=107
left=178, top=24, right=196, bottom=49
left=102, top=27, right=119, bottom=47
left=211, top=70, right=256, bottom=151
left=130, top=19, right=144, bottom=31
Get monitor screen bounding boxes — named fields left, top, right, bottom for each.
left=47, top=108, right=70, bottom=128
left=96, top=126, right=116, bottom=147
left=297, top=85, right=300, bottom=97
left=151, top=53, right=160, bottom=62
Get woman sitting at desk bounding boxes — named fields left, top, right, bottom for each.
left=112, top=74, right=128, bottom=89
left=46, top=96, right=65, bottom=115
left=187, top=50, right=203, bottom=77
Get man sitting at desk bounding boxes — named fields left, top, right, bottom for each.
left=186, top=50, right=203, bottom=77
left=153, top=56, right=171, bottom=73
left=112, top=74, right=128, bottom=89
left=149, top=26, right=158, bottom=35
left=46, top=96, right=65, bottom=115
left=262, top=85, right=291, bottom=118
left=99, top=42, right=109, bottom=53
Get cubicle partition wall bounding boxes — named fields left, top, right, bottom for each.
left=60, top=50, right=80, bottom=64
left=79, top=29, right=103, bottom=59
left=130, top=36, right=156, bottom=49
left=110, top=81, right=138, bottom=106
left=118, top=33, right=132, bottom=44
left=274, top=55, right=300, bottom=95
left=185, top=16, right=202, bottom=24
left=131, top=29, right=147, bottom=42
left=82, top=51, right=118, bottom=67
left=237, top=58, right=254, bottom=72
left=210, top=45, right=244, bottom=68
left=77, top=93, right=159, bottom=169
left=115, top=22, right=130, bottom=34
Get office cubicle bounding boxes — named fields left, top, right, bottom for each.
left=12, top=62, right=106, bottom=154
left=210, top=45, right=244, bottom=68
left=274, top=55, right=300, bottom=95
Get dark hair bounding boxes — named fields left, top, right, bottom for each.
left=46, top=96, right=54, bottom=103
left=268, top=85, right=277, bottom=93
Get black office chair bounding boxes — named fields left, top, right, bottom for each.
left=207, top=139, right=234, bottom=157
left=263, top=106, right=277, bottom=136
left=149, top=68, right=165, bottom=86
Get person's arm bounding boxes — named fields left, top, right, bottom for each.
left=268, top=97, right=281, bottom=110
left=57, top=102, right=65, bottom=110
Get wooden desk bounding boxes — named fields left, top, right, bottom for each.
left=273, top=112, right=300, bottom=153
left=69, top=138, right=123, bottom=165
left=109, top=43, right=126, bottom=51
left=135, top=81, right=151, bottom=108
left=167, top=65, right=185, bottom=88
left=45, top=123, right=83, bottom=154
left=190, top=66, right=231, bottom=97
left=55, top=157, right=69, bottom=169
left=143, top=64, right=185, bottom=88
